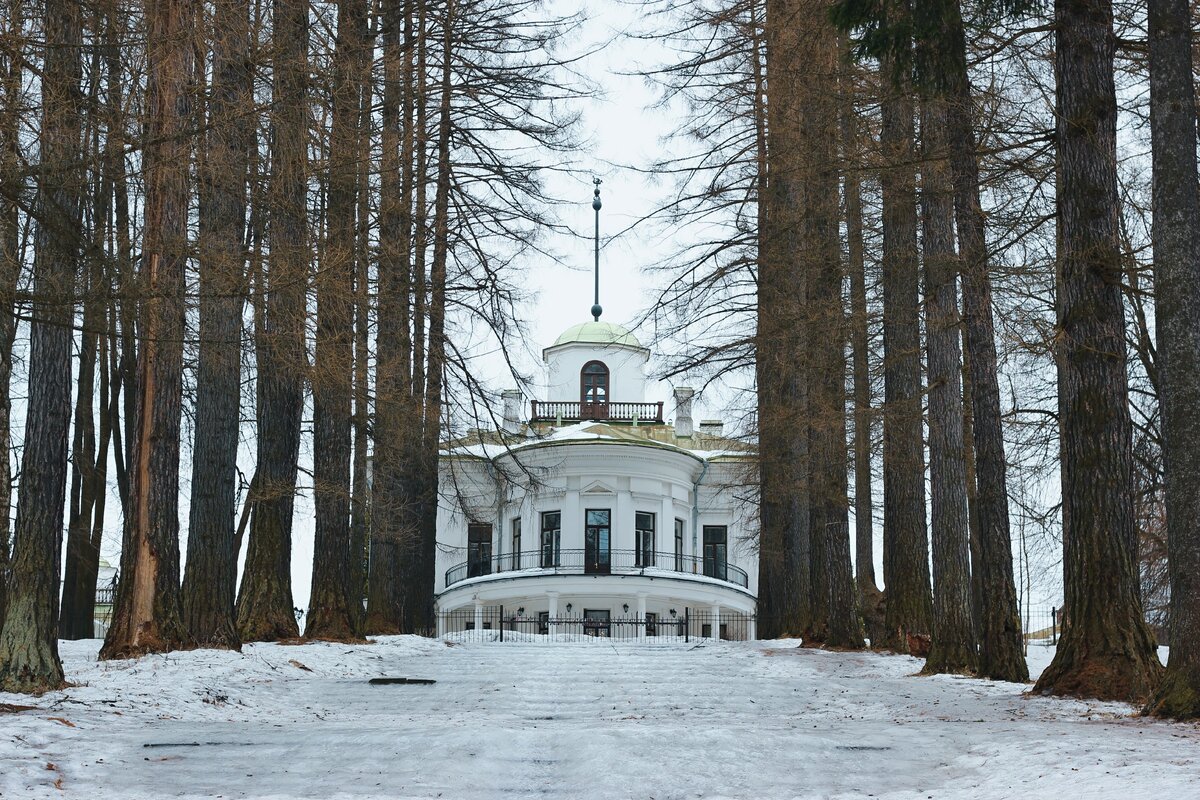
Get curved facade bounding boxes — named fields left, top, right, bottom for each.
left=434, top=321, right=758, bottom=639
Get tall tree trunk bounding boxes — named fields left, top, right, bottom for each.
left=1143, top=0, right=1200, bottom=719
left=181, top=0, right=252, bottom=649
left=349, top=7, right=376, bottom=634
left=0, top=0, right=25, bottom=631
left=1033, top=0, right=1162, bottom=702
left=838, top=39, right=883, bottom=640
left=879, top=55, right=932, bottom=652
left=804, top=4, right=862, bottom=650
left=236, top=0, right=308, bottom=642
left=932, top=0, right=1029, bottom=683
left=307, top=0, right=367, bottom=641
left=367, top=0, right=415, bottom=634
left=756, top=0, right=812, bottom=639
left=406, top=0, right=455, bottom=636
left=0, top=0, right=81, bottom=691
left=102, top=0, right=197, bottom=660
left=918, top=97, right=976, bottom=675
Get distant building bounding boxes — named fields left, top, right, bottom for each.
left=434, top=319, right=758, bottom=639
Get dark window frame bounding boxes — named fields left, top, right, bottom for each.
left=635, top=511, right=656, bottom=567
left=674, top=518, right=685, bottom=572
left=583, top=608, right=611, bottom=637
left=540, top=510, right=561, bottom=567
left=703, top=524, right=728, bottom=581
left=511, top=517, right=521, bottom=570
left=585, top=508, right=612, bottom=574
left=580, top=360, right=610, bottom=408
left=467, top=523, right=493, bottom=578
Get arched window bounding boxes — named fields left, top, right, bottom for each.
left=580, top=360, right=609, bottom=406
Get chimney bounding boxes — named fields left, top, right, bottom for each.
left=673, top=387, right=695, bottom=437
left=699, top=419, right=724, bottom=436
left=502, top=389, right=523, bottom=434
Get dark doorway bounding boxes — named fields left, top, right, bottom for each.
left=585, top=508, right=611, bottom=574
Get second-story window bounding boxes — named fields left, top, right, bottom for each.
left=580, top=360, right=609, bottom=407
left=635, top=512, right=655, bottom=567
left=540, top=511, right=561, bottom=567
left=468, top=523, right=493, bottom=578
left=511, top=518, right=521, bottom=570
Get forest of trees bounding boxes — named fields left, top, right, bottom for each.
left=0, top=0, right=1197, bottom=721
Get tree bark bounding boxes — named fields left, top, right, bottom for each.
left=404, top=0, right=455, bottom=636
left=1033, top=0, right=1162, bottom=702
left=756, top=0, right=812, bottom=639
left=838, top=38, right=883, bottom=640
left=918, top=96, right=976, bottom=675
left=933, top=0, right=1029, bottom=683
left=804, top=4, right=862, bottom=650
left=879, top=54, right=933, bottom=652
left=181, top=0, right=252, bottom=650
left=1143, top=0, right=1200, bottom=719
left=101, top=0, right=197, bottom=660
left=367, top=0, right=415, bottom=634
left=306, top=0, right=367, bottom=642
left=0, top=0, right=81, bottom=691
left=0, top=0, right=26, bottom=633
left=236, top=0, right=308, bottom=642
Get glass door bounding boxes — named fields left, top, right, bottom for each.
left=703, top=525, right=727, bottom=581
left=585, top=508, right=611, bottom=574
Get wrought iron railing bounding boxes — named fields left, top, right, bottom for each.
left=444, top=548, right=749, bottom=590
left=438, top=606, right=756, bottom=642
left=529, top=400, right=664, bottom=424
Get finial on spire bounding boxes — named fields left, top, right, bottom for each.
left=591, top=177, right=603, bottom=321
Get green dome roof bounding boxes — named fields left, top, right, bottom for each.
left=551, top=320, right=644, bottom=350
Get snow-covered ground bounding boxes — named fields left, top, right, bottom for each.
left=1, top=637, right=1195, bottom=799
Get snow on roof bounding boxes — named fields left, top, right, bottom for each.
left=443, top=420, right=752, bottom=463
left=548, top=320, right=645, bottom=351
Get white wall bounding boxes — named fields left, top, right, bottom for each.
left=544, top=342, right=648, bottom=403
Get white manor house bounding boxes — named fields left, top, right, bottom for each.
left=433, top=318, right=759, bottom=640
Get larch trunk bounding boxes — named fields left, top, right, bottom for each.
left=0, top=0, right=80, bottom=692
left=1033, top=0, right=1162, bottom=702
left=1143, top=0, right=1200, bottom=719
left=919, top=97, right=976, bottom=675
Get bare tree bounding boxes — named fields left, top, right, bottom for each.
left=236, top=0, right=308, bottom=642
left=1032, top=0, right=1162, bottom=702
left=1143, top=0, right=1200, bottom=719
left=181, top=0, right=253, bottom=650
left=0, top=0, right=82, bottom=690
left=101, top=0, right=198, bottom=659
left=918, top=96, right=975, bottom=674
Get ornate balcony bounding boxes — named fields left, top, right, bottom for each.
left=443, top=548, right=750, bottom=591
left=530, top=400, right=664, bottom=424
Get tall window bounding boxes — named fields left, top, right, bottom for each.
left=703, top=525, right=727, bottom=581
left=635, top=512, right=655, bottom=567
left=580, top=360, right=609, bottom=408
left=511, top=518, right=521, bottom=570
left=540, top=511, right=561, bottom=567
left=468, top=524, right=493, bottom=578
left=585, top=508, right=612, bottom=574
left=674, top=518, right=685, bottom=572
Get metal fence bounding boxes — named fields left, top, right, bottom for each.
left=444, top=549, right=750, bottom=590
left=1023, top=606, right=1064, bottom=646
left=438, top=607, right=756, bottom=643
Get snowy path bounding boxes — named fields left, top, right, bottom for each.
left=1, top=637, right=1196, bottom=799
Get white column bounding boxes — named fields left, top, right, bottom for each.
left=564, top=489, right=582, bottom=551
left=637, top=592, right=648, bottom=641
left=474, top=601, right=484, bottom=633
left=748, top=615, right=756, bottom=642
left=710, top=603, right=721, bottom=641
left=436, top=604, right=445, bottom=638
left=617, top=489, right=633, bottom=551
left=547, top=591, right=559, bottom=638
left=660, top=493, right=673, bottom=566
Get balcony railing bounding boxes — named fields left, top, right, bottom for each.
left=530, top=400, right=664, bottom=424
left=443, top=548, right=750, bottom=591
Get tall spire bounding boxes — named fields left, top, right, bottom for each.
left=591, top=178, right=603, bottom=321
